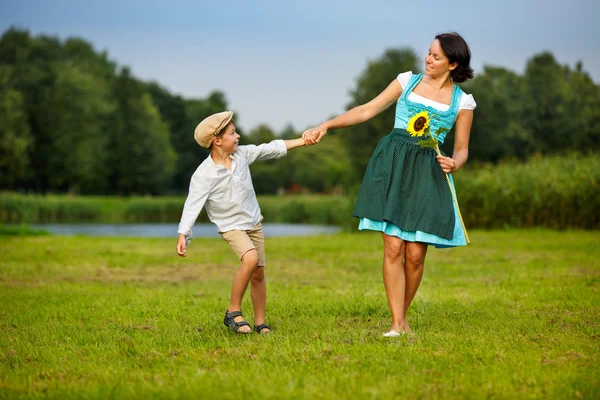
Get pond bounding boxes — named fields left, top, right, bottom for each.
left=28, top=223, right=341, bottom=238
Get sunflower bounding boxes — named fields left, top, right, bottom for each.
left=407, top=111, right=430, bottom=137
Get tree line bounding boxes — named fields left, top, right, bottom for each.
left=1, top=28, right=598, bottom=195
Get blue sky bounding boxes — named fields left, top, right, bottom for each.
left=2, top=0, right=599, bottom=133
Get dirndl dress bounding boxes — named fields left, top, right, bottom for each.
left=353, top=73, right=468, bottom=248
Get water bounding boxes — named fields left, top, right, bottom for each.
left=28, top=223, right=341, bottom=238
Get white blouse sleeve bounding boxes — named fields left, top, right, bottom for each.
left=459, top=94, right=477, bottom=110
left=396, top=71, right=413, bottom=88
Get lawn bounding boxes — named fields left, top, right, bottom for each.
left=1, top=230, right=599, bottom=399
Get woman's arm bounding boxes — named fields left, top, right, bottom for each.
left=303, top=79, right=403, bottom=144
left=436, top=109, right=473, bottom=173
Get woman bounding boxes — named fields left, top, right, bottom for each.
left=303, top=32, right=476, bottom=336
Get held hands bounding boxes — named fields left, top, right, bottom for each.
left=436, top=155, right=456, bottom=174
left=301, top=125, right=328, bottom=145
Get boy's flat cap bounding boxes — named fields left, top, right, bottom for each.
left=194, top=111, right=234, bottom=148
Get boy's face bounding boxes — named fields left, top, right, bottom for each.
left=214, top=122, right=240, bottom=153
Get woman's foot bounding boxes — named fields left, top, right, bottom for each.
left=402, top=320, right=415, bottom=334
left=382, top=330, right=404, bottom=337
left=382, top=323, right=405, bottom=337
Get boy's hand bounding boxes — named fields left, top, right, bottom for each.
left=301, top=128, right=318, bottom=145
left=302, top=126, right=327, bottom=145
left=176, top=234, right=187, bottom=257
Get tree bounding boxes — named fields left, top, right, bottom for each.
left=285, top=135, right=353, bottom=193
left=343, top=49, right=420, bottom=178
left=165, top=91, right=232, bottom=191
left=34, top=61, right=115, bottom=193
left=454, top=66, right=530, bottom=162
left=109, top=68, right=176, bottom=194
left=0, top=66, right=32, bottom=188
left=522, top=52, right=574, bottom=154
left=279, top=123, right=297, bottom=140
left=564, top=62, right=600, bottom=152
left=246, top=123, right=276, bottom=144
left=247, top=124, right=283, bottom=194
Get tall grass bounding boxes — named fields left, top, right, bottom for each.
left=0, top=194, right=104, bottom=223
left=2, top=154, right=598, bottom=229
left=454, top=153, right=599, bottom=229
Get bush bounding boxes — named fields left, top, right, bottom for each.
left=1, top=153, right=597, bottom=230
left=0, top=224, right=49, bottom=236
left=455, top=153, right=599, bottom=229
left=0, top=194, right=102, bottom=223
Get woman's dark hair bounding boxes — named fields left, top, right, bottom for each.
left=435, top=32, right=474, bottom=83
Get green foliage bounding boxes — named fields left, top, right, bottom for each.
left=0, top=193, right=350, bottom=225
left=246, top=124, right=277, bottom=144
left=455, top=153, right=599, bottom=229
left=0, top=224, right=48, bottom=236
left=285, top=135, right=354, bottom=193
left=0, top=66, right=32, bottom=188
left=109, top=68, right=176, bottom=194
left=343, top=49, right=420, bottom=176
left=146, top=84, right=229, bottom=191
left=40, top=61, right=115, bottom=193
left=258, top=195, right=350, bottom=225
left=2, top=154, right=597, bottom=229
left=0, top=193, right=103, bottom=223
left=1, top=27, right=599, bottom=197
left=249, top=161, right=287, bottom=195
left=250, top=133, right=353, bottom=194
left=121, top=197, right=202, bottom=223
left=245, top=125, right=283, bottom=194
left=0, top=28, right=179, bottom=194
left=455, top=57, right=600, bottom=163
left=416, top=137, right=438, bottom=149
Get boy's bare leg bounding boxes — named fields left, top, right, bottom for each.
left=227, top=249, right=259, bottom=333
left=250, top=266, right=269, bottom=333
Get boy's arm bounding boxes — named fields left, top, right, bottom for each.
left=176, top=175, right=209, bottom=257
left=283, top=138, right=307, bottom=151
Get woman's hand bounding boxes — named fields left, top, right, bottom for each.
left=301, top=125, right=328, bottom=145
left=436, top=155, right=456, bottom=174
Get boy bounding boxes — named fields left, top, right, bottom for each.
left=176, top=111, right=311, bottom=334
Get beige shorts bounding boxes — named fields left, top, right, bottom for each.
left=220, top=220, right=266, bottom=267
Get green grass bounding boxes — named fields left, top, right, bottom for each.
left=1, top=230, right=599, bottom=399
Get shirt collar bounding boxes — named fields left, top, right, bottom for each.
left=207, top=153, right=236, bottom=172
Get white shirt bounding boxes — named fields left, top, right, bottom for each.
left=397, top=71, right=477, bottom=111
left=177, top=140, right=287, bottom=234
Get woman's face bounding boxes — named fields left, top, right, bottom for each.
left=425, top=39, right=455, bottom=77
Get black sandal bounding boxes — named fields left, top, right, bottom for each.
left=223, top=310, right=251, bottom=334
left=254, top=323, right=271, bottom=334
